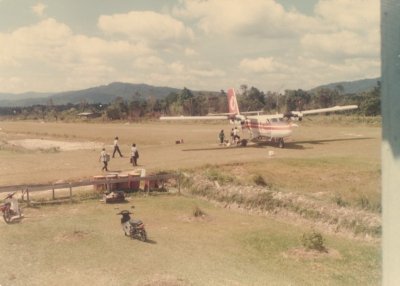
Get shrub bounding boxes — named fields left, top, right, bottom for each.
left=245, top=192, right=280, bottom=211
left=253, top=174, right=267, bottom=186
left=301, top=230, right=326, bottom=252
left=333, top=194, right=348, bottom=207
left=193, top=206, right=205, bottom=217
left=357, top=195, right=370, bottom=209
left=205, top=168, right=234, bottom=185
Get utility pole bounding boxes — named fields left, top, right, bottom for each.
left=381, top=1, right=400, bottom=284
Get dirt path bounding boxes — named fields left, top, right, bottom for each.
left=0, top=121, right=380, bottom=186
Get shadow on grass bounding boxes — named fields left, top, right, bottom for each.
left=182, top=137, right=373, bottom=152
left=292, top=137, right=374, bottom=145
left=145, top=238, right=157, bottom=244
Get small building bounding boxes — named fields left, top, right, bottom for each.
left=77, top=112, right=100, bottom=119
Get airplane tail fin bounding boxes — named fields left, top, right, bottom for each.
left=227, top=88, right=240, bottom=115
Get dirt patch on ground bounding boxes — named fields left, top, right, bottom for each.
left=137, top=274, right=192, bottom=286
left=7, top=139, right=104, bottom=151
left=283, top=247, right=342, bottom=260
left=179, top=214, right=212, bottom=223
left=54, top=230, right=91, bottom=242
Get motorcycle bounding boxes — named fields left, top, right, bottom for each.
left=117, top=209, right=147, bottom=242
left=1, top=192, right=23, bottom=224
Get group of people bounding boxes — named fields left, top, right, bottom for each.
left=219, top=127, right=241, bottom=146
left=99, top=136, right=139, bottom=172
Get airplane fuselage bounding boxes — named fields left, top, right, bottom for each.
left=243, top=116, right=293, bottom=141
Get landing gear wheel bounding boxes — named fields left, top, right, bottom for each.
left=139, top=230, right=147, bottom=242
left=3, top=210, right=12, bottom=224
left=278, top=138, right=285, bottom=148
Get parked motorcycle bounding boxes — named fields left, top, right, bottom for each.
left=1, top=192, right=23, bottom=224
left=117, top=209, right=147, bottom=242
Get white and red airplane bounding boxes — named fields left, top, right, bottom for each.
left=160, top=88, right=358, bottom=148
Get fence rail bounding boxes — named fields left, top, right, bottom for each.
left=0, top=173, right=181, bottom=202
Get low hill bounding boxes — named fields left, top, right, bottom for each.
left=310, top=77, right=380, bottom=94
left=0, top=92, right=51, bottom=107
left=0, top=77, right=381, bottom=107
left=50, top=82, right=182, bottom=105
left=0, top=83, right=182, bottom=107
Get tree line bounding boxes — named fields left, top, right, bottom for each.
left=0, top=82, right=381, bottom=121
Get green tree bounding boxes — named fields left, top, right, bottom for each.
left=178, top=87, right=194, bottom=104
left=179, top=87, right=194, bottom=115
left=264, top=91, right=279, bottom=112
left=360, top=81, right=381, bottom=116
left=106, top=97, right=128, bottom=120
left=237, top=86, right=265, bottom=112
left=312, top=88, right=335, bottom=108
left=284, top=89, right=311, bottom=111
left=191, top=94, right=209, bottom=115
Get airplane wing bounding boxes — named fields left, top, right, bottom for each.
left=160, top=115, right=228, bottom=120
left=290, top=105, right=358, bottom=118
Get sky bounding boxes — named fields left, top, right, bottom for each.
left=0, top=0, right=380, bottom=94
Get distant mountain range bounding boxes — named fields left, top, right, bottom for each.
left=0, top=82, right=182, bottom=107
left=310, top=77, right=380, bottom=94
left=0, top=78, right=380, bottom=107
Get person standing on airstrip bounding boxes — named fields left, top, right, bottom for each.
left=233, top=127, right=240, bottom=144
left=219, top=129, right=225, bottom=145
left=131, top=143, right=139, bottom=166
left=99, top=148, right=110, bottom=171
left=112, top=136, right=123, bottom=158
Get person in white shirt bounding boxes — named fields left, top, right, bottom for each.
left=131, top=143, right=139, bottom=166
left=112, top=136, right=123, bottom=158
left=99, top=148, right=109, bottom=171
left=233, top=127, right=240, bottom=143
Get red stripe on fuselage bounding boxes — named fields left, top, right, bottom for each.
left=244, top=122, right=292, bottom=130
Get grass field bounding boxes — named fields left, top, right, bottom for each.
left=0, top=118, right=381, bottom=285
left=0, top=194, right=381, bottom=286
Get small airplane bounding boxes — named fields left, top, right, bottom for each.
left=160, top=88, right=358, bottom=148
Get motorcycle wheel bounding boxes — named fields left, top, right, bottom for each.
left=3, top=210, right=12, bottom=224
left=139, top=229, right=147, bottom=242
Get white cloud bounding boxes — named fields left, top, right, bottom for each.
left=301, top=30, right=379, bottom=59
left=173, top=0, right=318, bottom=38
left=184, top=48, right=197, bottom=56
left=98, top=11, right=194, bottom=46
left=133, top=56, right=165, bottom=70
left=300, top=0, right=380, bottom=61
left=239, top=57, right=291, bottom=73
left=315, top=0, right=379, bottom=32
left=224, top=0, right=380, bottom=90
left=0, top=18, right=155, bottom=92
left=0, top=0, right=381, bottom=94
left=32, top=3, right=47, bottom=17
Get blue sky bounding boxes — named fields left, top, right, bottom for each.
left=0, top=0, right=380, bottom=94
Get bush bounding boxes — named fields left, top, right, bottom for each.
left=253, top=175, right=267, bottom=186
left=193, top=206, right=205, bottom=217
left=301, top=230, right=326, bottom=252
left=333, top=194, right=348, bottom=207
left=205, top=168, right=234, bottom=185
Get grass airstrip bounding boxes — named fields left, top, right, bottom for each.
left=0, top=117, right=381, bottom=285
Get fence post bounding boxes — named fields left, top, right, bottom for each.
left=147, top=176, right=150, bottom=196
left=69, top=183, right=72, bottom=203
left=26, top=188, right=30, bottom=206
left=178, top=172, right=181, bottom=194
left=52, top=185, right=55, bottom=200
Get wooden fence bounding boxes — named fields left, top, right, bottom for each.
left=0, top=173, right=181, bottom=203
